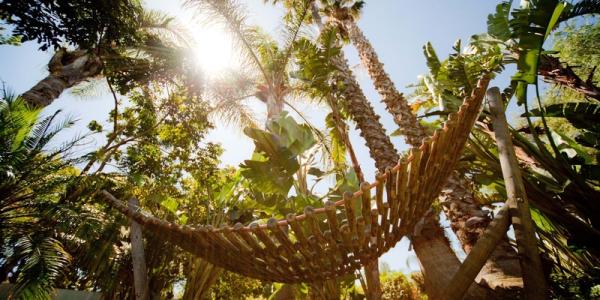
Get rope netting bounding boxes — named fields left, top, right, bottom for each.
left=101, top=77, right=490, bottom=283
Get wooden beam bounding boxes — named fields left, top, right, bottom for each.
left=444, top=204, right=511, bottom=299
left=129, top=197, right=150, bottom=300
left=488, top=87, right=548, bottom=299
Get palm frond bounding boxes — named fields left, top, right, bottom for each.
left=279, top=0, right=312, bottom=69
left=12, top=235, right=71, bottom=300
left=22, top=110, right=62, bottom=152
left=559, top=0, right=600, bottom=22
left=210, top=97, right=260, bottom=129
left=208, top=71, right=260, bottom=129
left=186, top=0, right=269, bottom=81
left=140, top=9, right=194, bottom=48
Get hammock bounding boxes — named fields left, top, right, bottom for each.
left=101, top=77, right=490, bottom=283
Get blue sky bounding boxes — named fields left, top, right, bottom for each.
left=0, top=0, right=515, bottom=273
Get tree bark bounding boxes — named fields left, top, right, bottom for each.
left=343, top=20, right=427, bottom=146
left=363, top=260, right=381, bottom=300
left=129, top=198, right=150, bottom=300
left=311, top=4, right=397, bottom=298
left=328, top=53, right=400, bottom=171
left=341, top=15, right=523, bottom=297
left=21, top=48, right=102, bottom=108
left=412, top=211, right=491, bottom=300
left=488, top=87, right=549, bottom=299
left=440, top=172, right=523, bottom=295
left=444, top=204, right=512, bottom=299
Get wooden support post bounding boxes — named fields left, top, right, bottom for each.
left=488, top=87, right=548, bottom=299
left=444, top=205, right=511, bottom=299
left=129, top=197, right=149, bottom=300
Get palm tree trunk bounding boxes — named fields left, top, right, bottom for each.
left=440, top=172, right=523, bottom=295
left=412, top=210, right=491, bottom=299
left=311, top=3, right=396, bottom=298
left=328, top=54, right=400, bottom=170
left=342, top=17, right=523, bottom=297
left=21, top=49, right=102, bottom=108
left=342, top=20, right=426, bottom=146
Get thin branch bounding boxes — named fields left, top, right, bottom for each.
left=106, top=78, right=119, bottom=135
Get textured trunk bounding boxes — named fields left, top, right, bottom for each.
left=441, top=172, right=523, bottom=295
left=342, top=17, right=523, bottom=297
left=21, top=48, right=102, bottom=108
left=312, top=3, right=397, bottom=298
left=129, top=198, right=150, bottom=300
left=363, top=260, right=381, bottom=300
left=343, top=20, right=426, bottom=147
left=412, top=211, right=491, bottom=300
left=328, top=53, right=400, bottom=171
left=444, top=204, right=512, bottom=299
left=328, top=43, right=390, bottom=300
left=266, top=93, right=284, bottom=121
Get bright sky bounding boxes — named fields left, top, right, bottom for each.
left=0, top=0, right=515, bottom=274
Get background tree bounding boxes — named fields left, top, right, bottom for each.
left=0, top=88, right=83, bottom=298
left=0, top=0, right=197, bottom=108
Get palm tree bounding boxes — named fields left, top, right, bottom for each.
left=317, top=1, right=525, bottom=297
left=308, top=1, right=492, bottom=297
left=320, top=0, right=428, bottom=146
left=185, top=0, right=307, bottom=124
left=0, top=89, right=81, bottom=298
left=169, top=1, right=394, bottom=297
left=1, top=0, right=195, bottom=108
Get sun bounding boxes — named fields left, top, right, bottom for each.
left=191, top=26, right=236, bottom=75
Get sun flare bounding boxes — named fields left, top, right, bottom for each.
left=192, top=26, right=235, bottom=75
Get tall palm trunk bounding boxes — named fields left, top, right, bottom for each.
left=341, top=20, right=426, bottom=146
left=340, top=18, right=522, bottom=297
left=266, top=93, right=284, bottom=120
left=21, top=48, right=102, bottom=108
left=328, top=53, right=400, bottom=171
left=311, top=4, right=395, bottom=299
left=412, top=210, right=491, bottom=299
left=327, top=35, right=393, bottom=300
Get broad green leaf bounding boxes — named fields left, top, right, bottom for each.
left=487, top=1, right=513, bottom=40
left=552, top=131, right=594, bottom=165
left=423, top=42, right=441, bottom=77
left=160, top=197, right=179, bottom=214
left=515, top=81, right=528, bottom=105
left=526, top=102, right=600, bottom=132
left=531, top=208, right=555, bottom=233
left=545, top=2, right=567, bottom=39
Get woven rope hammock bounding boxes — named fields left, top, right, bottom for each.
left=101, top=78, right=490, bottom=284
